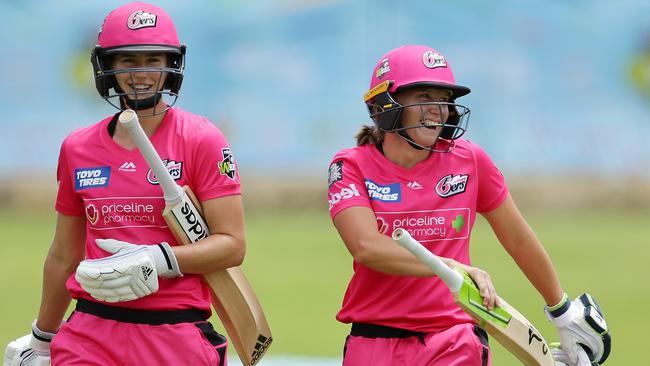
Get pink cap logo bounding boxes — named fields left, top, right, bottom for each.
left=422, top=50, right=447, bottom=69
left=127, top=10, right=157, bottom=30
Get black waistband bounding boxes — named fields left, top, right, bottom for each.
left=75, top=299, right=209, bottom=325
left=351, top=323, right=427, bottom=339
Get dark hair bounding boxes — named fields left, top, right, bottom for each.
left=355, top=125, right=385, bottom=146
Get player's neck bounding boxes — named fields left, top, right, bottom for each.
left=381, top=136, right=431, bottom=169
left=111, top=106, right=167, bottom=150
left=136, top=111, right=165, bottom=137
left=133, top=101, right=168, bottom=136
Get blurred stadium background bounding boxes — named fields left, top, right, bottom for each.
left=1, top=0, right=648, bottom=365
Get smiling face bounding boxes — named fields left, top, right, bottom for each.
left=393, top=86, right=453, bottom=146
left=112, top=52, right=169, bottom=102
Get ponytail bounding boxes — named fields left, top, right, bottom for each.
left=355, top=125, right=385, bottom=146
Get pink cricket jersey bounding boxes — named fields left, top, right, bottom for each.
left=328, top=139, right=508, bottom=333
left=55, top=107, right=241, bottom=312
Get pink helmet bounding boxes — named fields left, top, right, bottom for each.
left=364, top=45, right=471, bottom=142
left=90, top=2, right=186, bottom=111
left=367, top=45, right=470, bottom=99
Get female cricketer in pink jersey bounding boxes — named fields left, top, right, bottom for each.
left=327, top=45, right=611, bottom=366
left=4, top=2, right=242, bottom=365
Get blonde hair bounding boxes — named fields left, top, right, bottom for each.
left=355, top=125, right=385, bottom=146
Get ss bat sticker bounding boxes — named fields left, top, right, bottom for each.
left=171, top=196, right=209, bottom=242
left=218, top=148, right=238, bottom=180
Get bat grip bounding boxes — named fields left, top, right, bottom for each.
left=392, top=228, right=464, bottom=293
left=118, top=109, right=182, bottom=204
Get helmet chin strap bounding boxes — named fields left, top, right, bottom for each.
left=391, top=102, right=448, bottom=152
left=114, top=73, right=165, bottom=113
left=120, top=94, right=161, bottom=111
left=396, top=127, right=455, bottom=153
left=394, top=117, right=446, bottom=152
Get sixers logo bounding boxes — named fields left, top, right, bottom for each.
left=435, top=174, right=468, bottom=198
left=422, top=50, right=447, bottom=69
left=127, top=11, right=157, bottom=30
left=147, top=160, right=183, bottom=185
left=86, top=203, right=99, bottom=225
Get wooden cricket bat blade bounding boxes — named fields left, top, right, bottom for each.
left=205, top=268, right=273, bottom=366
left=473, top=298, right=554, bottom=366
left=163, top=188, right=272, bottom=365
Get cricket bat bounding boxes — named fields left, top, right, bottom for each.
left=392, top=228, right=555, bottom=366
left=118, top=109, right=272, bottom=366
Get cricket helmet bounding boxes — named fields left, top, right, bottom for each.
left=90, top=1, right=186, bottom=112
left=364, top=45, right=471, bottom=144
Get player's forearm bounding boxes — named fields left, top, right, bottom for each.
left=506, top=239, right=564, bottom=306
left=483, top=195, right=564, bottom=305
left=352, top=234, right=439, bottom=276
left=36, top=249, right=76, bottom=333
left=173, top=233, right=245, bottom=274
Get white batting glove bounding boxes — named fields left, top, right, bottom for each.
left=551, top=342, right=596, bottom=366
left=546, top=293, right=611, bottom=365
left=4, top=321, right=54, bottom=366
left=75, top=239, right=182, bottom=303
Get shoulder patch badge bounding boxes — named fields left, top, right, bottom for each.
left=218, top=148, right=238, bottom=180
left=328, top=161, right=343, bottom=187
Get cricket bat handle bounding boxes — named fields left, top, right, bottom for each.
left=392, top=228, right=463, bottom=293
left=118, top=109, right=182, bottom=204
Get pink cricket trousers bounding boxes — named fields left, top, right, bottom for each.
left=343, top=323, right=490, bottom=366
left=50, top=299, right=227, bottom=365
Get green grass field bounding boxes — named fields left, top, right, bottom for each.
left=1, top=208, right=646, bottom=365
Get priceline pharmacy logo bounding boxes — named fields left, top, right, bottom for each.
left=83, top=197, right=165, bottom=229
left=375, top=208, right=470, bottom=242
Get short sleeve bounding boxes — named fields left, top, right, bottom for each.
left=54, top=138, right=84, bottom=216
left=188, top=122, right=241, bottom=202
left=473, top=143, right=508, bottom=213
left=327, top=150, right=371, bottom=219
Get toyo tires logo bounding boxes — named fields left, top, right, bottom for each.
left=435, top=174, right=468, bottom=198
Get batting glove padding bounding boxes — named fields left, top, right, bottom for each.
left=75, top=239, right=182, bottom=303
left=3, top=321, right=54, bottom=366
left=551, top=342, right=598, bottom=366
left=546, top=293, right=611, bottom=365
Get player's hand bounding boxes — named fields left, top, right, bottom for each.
left=452, top=262, right=500, bottom=311
left=4, top=321, right=54, bottom=366
left=75, top=239, right=182, bottom=302
left=546, top=293, right=611, bottom=365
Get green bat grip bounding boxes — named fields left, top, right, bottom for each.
left=392, top=228, right=512, bottom=327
